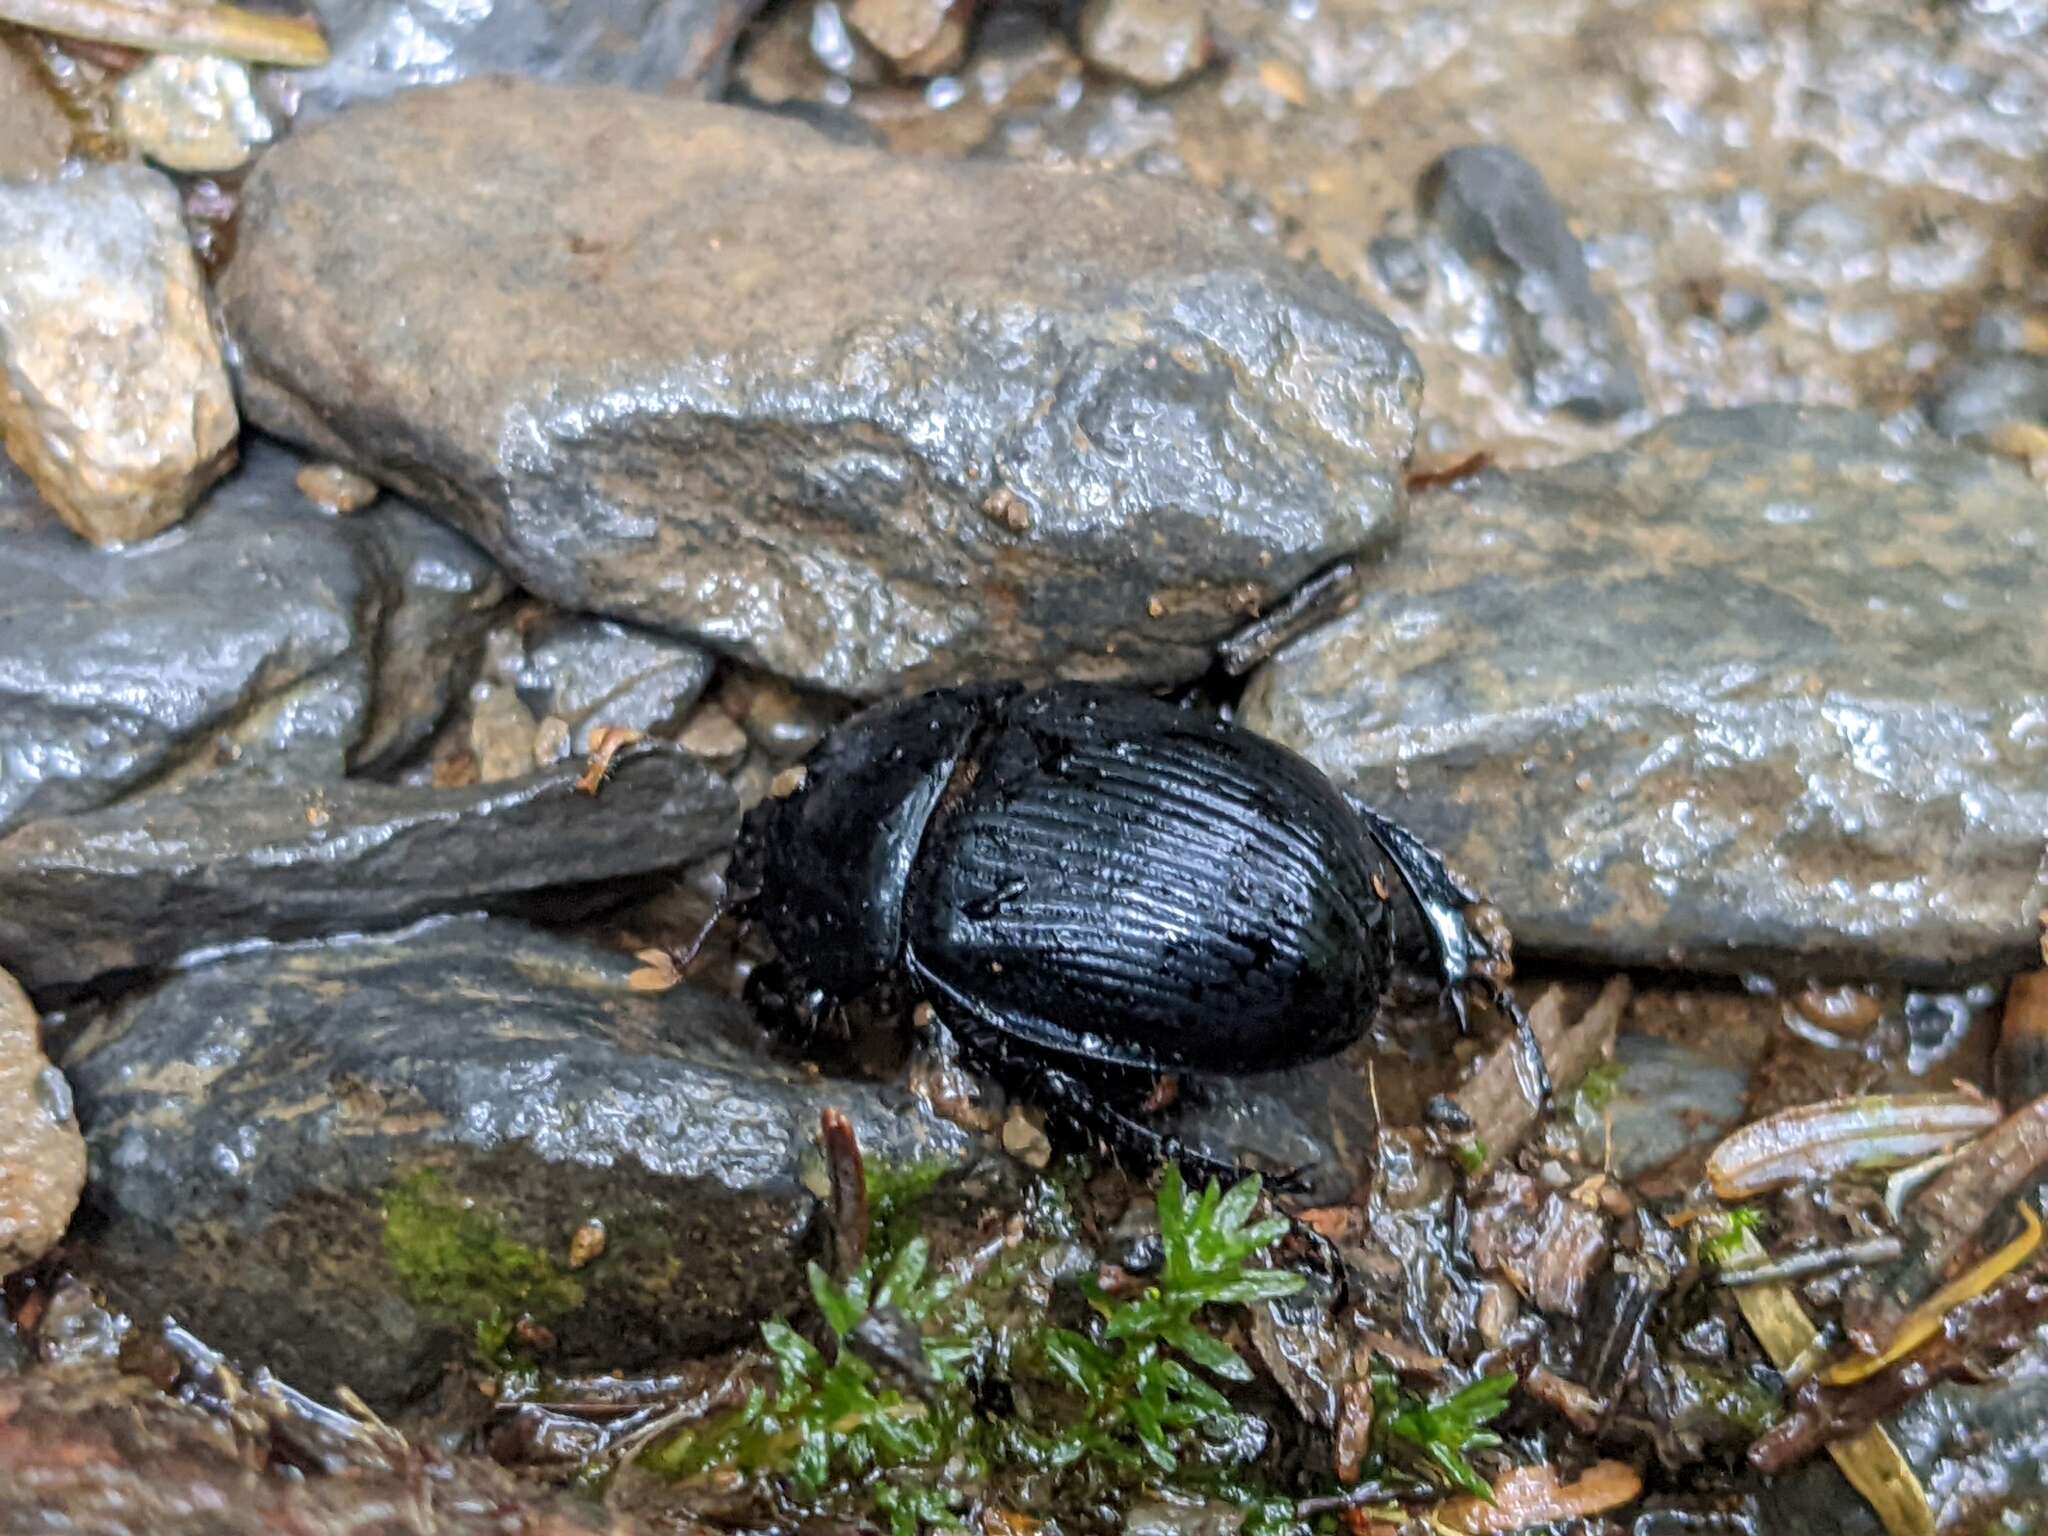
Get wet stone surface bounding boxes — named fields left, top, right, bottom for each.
left=0, top=1366, right=637, bottom=1536
left=1418, top=146, right=1644, bottom=424
left=0, top=965, right=84, bottom=1274
left=0, top=444, right=506, bottom=837
left=1242, top=407, right=2048, bottom=981
left=0, top=743, right=734, bottom=997
left=489, top=610, right=717, bottom=755
left=0, top=42, right=70, bottom=180
left=58, top=917, right=987, bottom=1411
left=281, top=0, right=766, bottom=120
left=223, top=77, right=1419, bottom=696
left=0, top=163, right=238, bottom=545
left=742, top=0, right=2048, bottom=468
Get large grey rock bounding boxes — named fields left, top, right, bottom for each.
left=0, top=163, right=237, bottom=544
left=0, top=743, right=734, bottom=995
left=60, top=917, right=986, bottom=1411
left=222, top=79, right=1420, bottom=697
left=281, top=0, right=763, bottom=121
left=1418, top=146, right=1644, bottom=424
left=1241, top=407, right=2048, bottom=980
left=1923, top=355, right=2048, bottom=447
left=0, top=444, right=506, bottom=837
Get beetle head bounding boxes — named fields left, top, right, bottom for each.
left=738, top=686, right=1004, bottom=1003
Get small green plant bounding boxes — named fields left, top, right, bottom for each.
left=1574, top=1059, right=1627, bottom=1112
left=1698, top=1204, right=1765, bottom=1266
left=1371, top=1363, right=1515, bottom=1501
left=641, top=1164, right=1305, bottom=1531
left=1025, top=1165, right=1307, bottom=1474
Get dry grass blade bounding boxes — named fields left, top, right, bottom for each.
left=1705, top=1091, right=2001, bottom=1200
left=0, top=0, right=328, bottom=64
left=1718, top=1226, right=1934, bottom=1536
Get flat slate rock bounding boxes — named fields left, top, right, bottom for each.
left=0, top=742, right=734, bottom=995
left=59, top=917, right=986, bottom=1410
left=222, top=78, right=1419, bottom=697
left=1241, top=407, right=2048, bottom=981
left=0, top=443, right=506, bottom=837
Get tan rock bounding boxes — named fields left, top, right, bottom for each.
left=844, top=0, right=971, bottom=76
left=1078, top=0, right=1210, bottom=91
left=115, top=54, right=275, bottom=174
left=295, top=459, right=381, bottom=512
left=0, top=41, right=71, bottom=180
left=0, top=163, right=239, bottom=546
left=0, top=964, right=85, bottom=1274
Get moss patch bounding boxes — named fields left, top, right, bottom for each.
left=379, top=1168, right=586, bottom=1366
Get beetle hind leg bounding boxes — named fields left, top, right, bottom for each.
left=1346, top=796, right=1554, bottom=1109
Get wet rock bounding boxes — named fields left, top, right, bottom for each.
left=1077, top=0, right=1210, bottom=91
left=0, top=163, right=238, bottom=545
left=1419, top=146, right=1643, bottom=423
left=0, top=743, right=734, bottom=996
left=296, top=460, right=380, bottom=513
left=285, top=0, right=766, bottom=120
left=223, top=79, right=1419, bottom=696
left=1923, top=355, right=2048, bottom=447
left=728, top=671, right=843, bottom=761
left=1242, top=407, right=2048, bottom=980
left=0, top=1366, right=638, bottom=1536
left=845, top=0, right=970, bottom=76
left=0, top=41, right=70, bottom=179
left=115, top=54, right=275, bottom=173
left=0, top=965, right=84, bottom=1273
left=1570, top=1035, right=1746, bottom=1182
left=0, top=445, right=506, bottom=835
left=498, top=612, right=716, bottom=754
left=60, top=916, right=984, bottom=1409
left=676, top=705, right=750, bottom=773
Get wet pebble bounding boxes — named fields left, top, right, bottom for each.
left=844, top=0, right=970, bottom=76
left=295, top=460, right=379, bottom=512
left=222, top=79, right=1419, bottom=696
left=1419, top=145, right=1645, bottom=423
left=114, top=54, right=274, bottom=173
left=0, top=965, right=84, bottom=1274
left=1923, top=355, right=2048, bottom=448
left=495, top=613, right=717, bottom=755
left=0, top=163, right=238, bottom=545
left=676, top=705, right=751, bottom=774
left=1077, top=0, right=1211, bottom=91
left=0, top=43, right=71, bottom=179
left=1243, top=406, right=2048, bottom=980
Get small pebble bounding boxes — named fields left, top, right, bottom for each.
left=532, top=715, right=572, bottom=767
left=296, top=461, right=380, bottom=513
left=1002, top=1105, right=1053, bottom=1168
left=1077, top=0, right=1211, bottom=91
left=468, top=682, right=539, bottom=784
left=676, top=706, right=749, bottom=773
left=115, top=54, right=274, bottom=174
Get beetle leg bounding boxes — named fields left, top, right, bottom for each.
left=924, top=996, right=1306, bottom=1192
left=1345, top=797, right=1554, bottom=1109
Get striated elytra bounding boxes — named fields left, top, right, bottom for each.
left=733, top=683, right=1526, bottom=1177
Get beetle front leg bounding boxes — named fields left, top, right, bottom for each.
left=1345, top=796, right=1554, bottom=1109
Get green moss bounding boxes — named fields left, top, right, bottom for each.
left=865, top=1158, right=955, bottom=1251
left=1698, top=1205, right=1765, bottom=1266
left=1574, top=1059, right=1627, bottom=1111
left=1453, top=1138, right=1488, bottom=1174
left=1672, top=1362, right=1782, bottom=1435
left=379, top=1168, right=585, bottom=1367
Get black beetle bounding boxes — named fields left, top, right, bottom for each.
left=730, top=683, right=1536, bottom=1179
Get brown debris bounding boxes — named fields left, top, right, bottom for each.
left=1468, top=1171, right=1611, bottom=1314
left=1753, top=1276, right=2048, bottom=1474
left=1435, top=1460, right=1643, bottom=1533
left=1451, top=977, right=1631, bottom=1175
left=1844, top=1093, right=2048, bottom=1354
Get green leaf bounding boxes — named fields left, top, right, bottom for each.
left=807, top=1261, right=867, bottom=1339
left=1205, top=1269, right=1308, bottom=1305
left=875, top=1237, right=929, bottom=1312
left=762, top=1319, right=823, bottom=1389
left=1212, top=1174, right=1264, bottom=1237
left=1164, top=1322, right=1252, bottom=1382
